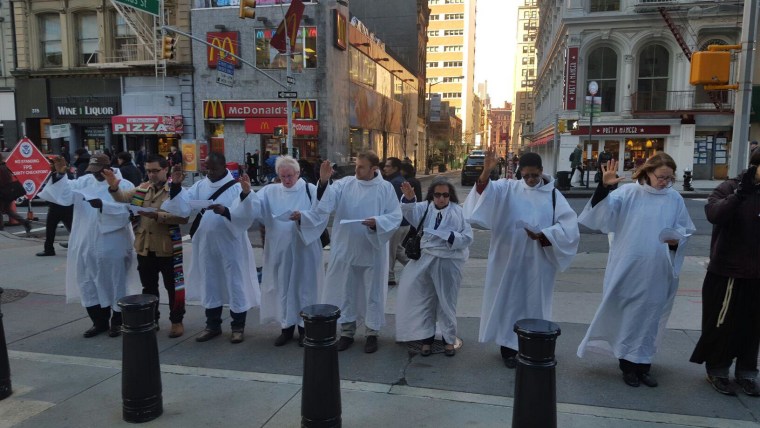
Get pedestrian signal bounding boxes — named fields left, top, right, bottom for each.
left=161, top=35, right=177, bottom=60
left=239, top=0, right=256, bottom=19
left=273, top=126, right=284, bottom=137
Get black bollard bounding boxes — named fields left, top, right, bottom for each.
left=300, top=304, right=341, bottom=428
left=0, top=288, right=11, bottom=400
left=512, top=319, right=561, bottom=428
left=119, top=294, right=162, bottom=423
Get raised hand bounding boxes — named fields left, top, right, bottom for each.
left=602, top=159, right=626, bottom=187
left=102, top=168, right=119, bottom=188
left=483, top=145, right=498, bottom=173
left=239, top=173, right=251, bottom=194
left=400, top=181, right=416, bottom=200
left=170, top=167, right=185, bottom=186
left=52, top=156, right=68, bottom=174
left=319, top=160, right=333, bottom=184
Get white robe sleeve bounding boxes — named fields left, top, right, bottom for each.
left=463, top=179, right=508, bottom=230
left=226, top=190, right=259, bottom=233
left=577, top=186, right=623, bottom=234
left=296, top=183, right=328, bottom=246
left=366, top=186, right=402, bottom=249
left=98, top=179, right=135, bottom=233
left=38, top=175, right=75, bottom=206
left=401, top=200, right=427, bottom=227
left=300, top=180, right=340, bottom=230
left=448, top=211, right=474, bottom=251
left=540, top=192, right=580, bottom=272
left=160, top=186, right=192, bottom=218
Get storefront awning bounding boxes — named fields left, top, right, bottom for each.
left=112, top=115, right=184, bottom=135
left=528, top=134, right=553, bottom=147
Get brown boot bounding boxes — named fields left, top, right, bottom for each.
left=168, top=323, right=184, bottom=338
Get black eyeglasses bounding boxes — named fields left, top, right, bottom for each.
left=522, top=173, right=541, bottom=179
left=433, top=192, right=450, bottom=198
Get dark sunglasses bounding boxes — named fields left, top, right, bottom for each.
left=433, top=192, right=450, bottom=198
left=522, top=173, right=541, bottom=179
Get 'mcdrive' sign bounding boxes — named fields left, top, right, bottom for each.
left=203, top=100, right=318, bottom=120
left=207, top=31, right=240, bottom=68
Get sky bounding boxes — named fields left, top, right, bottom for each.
left=474, top=1, right=518, bottom=107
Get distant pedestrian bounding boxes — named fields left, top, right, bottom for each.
left=60, top=143, right=71, bottom=164
left=596, top=147, right=613, bottom=182
left=116, top=151, right=142, bottom=187
left=167, top=146, right=182, bottom=169
left=689, top=148, right=760, bottom=397
left=135, top=146, right=146, bottom=178
left=396, top=178, right=472, bottom=357
left=577, top=153, right=695, bottom=388
left=36, top=157, right=73, bottom=257
left=464, top=148, right=579, bottom=368
left=73, top=149, right=90, bottom=178
left=383, top=157, right=408, bottom=286
left=570, top=144, right=585, bottom=185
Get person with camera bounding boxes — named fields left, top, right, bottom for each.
left=690, top=148, right=760, bottom=397
left=395, top=178, right=472, bottom=357
left=0, top=152, right=32, bottom=234
left=463, top=146, right=579, bottom=368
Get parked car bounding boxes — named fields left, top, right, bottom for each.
left=461, top=155, right=499, bottom=186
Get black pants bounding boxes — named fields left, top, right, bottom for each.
left=574, top=166, right=585, bottom=184
left=44, top=203, right=73, bottom=252
left=205, top=306, right=247, bottom=331
left=137, top=253, right=185, bottom=324
left=619, top=359, right=651, bottom=375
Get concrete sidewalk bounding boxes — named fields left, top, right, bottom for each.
left=1, top=233, right=759, bottom=427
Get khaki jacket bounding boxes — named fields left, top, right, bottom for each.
left=110, top=182, right=188, bottom=257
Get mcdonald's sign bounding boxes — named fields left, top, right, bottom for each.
left=334, top=10, right=347, bottom=50
left=291, top=99, right=317, bottom=119
left=207, top=32, right=240, bottom=68
left=203, top=100, right=226, bottom=119
left=203, top=99, right=318, bottom=120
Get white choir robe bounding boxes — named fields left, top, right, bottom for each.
left=38, top=171, right=138, bottom=310
left=577, top=183, right=695, bottom=363
left=395, top=200, right=473, bottom=344
left=161, top=172, right=260, bottom=313
left=463, top=176, right=580, bottom=350
left=300, top=173, right=402, bottom=332
left=257, top=179, right=326, bottom=328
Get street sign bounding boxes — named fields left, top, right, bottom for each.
left=216, top=59, right=234, bottom=87
left=112, top=0, right=160, bottom=16
left=588, top=80, right=599, bottom=96
left=286, top=76, right=295, bottom=85
left=278, top=91, right=298, bottom=99
left=5, top=137, right=51, bottom=200
left=49, top=123, right=70, bottom=139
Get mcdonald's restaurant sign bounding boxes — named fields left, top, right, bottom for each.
left=207, top=31, right=240, bottom=68
left=334, top=10, right=347, bottom=50
left=244, top=118, right=319, bottom=135
left=203, top=99, right=318, bottom=120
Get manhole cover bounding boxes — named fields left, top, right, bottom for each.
left=1, top=289, right=29, bottom=304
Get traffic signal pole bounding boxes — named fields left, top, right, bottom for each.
left=728, top=0, right=758, bottom=177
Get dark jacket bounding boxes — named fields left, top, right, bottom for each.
left=385, top=171, right=407, bottom=226
left=705, top=175, right=760, bottom=279
left=119, top=163, right=143, bottom=187
left=74, top=155, right=90, bottom=178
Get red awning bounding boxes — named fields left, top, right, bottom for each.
left=528, top=134, right=553, bottom=147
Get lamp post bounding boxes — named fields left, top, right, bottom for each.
left=586, top=81, right=598, bottom=189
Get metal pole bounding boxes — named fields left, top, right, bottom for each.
left=284, top=15, right=294, bottom=157
left=0, top=288, right=12, bottom=401
left=728, top=0, right=758, bottom=177
left=300, top=304, right=341, bottom=428
left=586, top=95, right=593, bottom=189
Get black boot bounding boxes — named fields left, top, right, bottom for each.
left=274, top=325, right=295, bottom=346
left=109, top=310, right=122, bottom=337
left=83, top=306, right=109, bottom=338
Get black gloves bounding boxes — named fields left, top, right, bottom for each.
left=736, top=165, right=758, bottom=200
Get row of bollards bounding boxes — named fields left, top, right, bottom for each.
left=3, top=291, right=558, bottom=427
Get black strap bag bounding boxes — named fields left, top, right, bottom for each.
left=304, top=181, right=330, bottom=248
left=404, top=202, right=430, bottom=261
left=189, top=180, right=237, bottom=238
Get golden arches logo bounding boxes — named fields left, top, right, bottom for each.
left=292, top=100, right=315, bottom=119
left=203, top=100, right=225, bottom=119
left=209, top=37, right=237, bottom=64
left=260, top=121, right=270, bottom=130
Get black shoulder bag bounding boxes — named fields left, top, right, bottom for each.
left=188, top=180, right=237, bottom=238
left=404, top=202, right=430, bottom=261
left=304, top=180, right=330, bottom=248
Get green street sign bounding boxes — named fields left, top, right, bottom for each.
left=113, top=0, right=160, bottom=16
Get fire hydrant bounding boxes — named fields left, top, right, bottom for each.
left=683, top=169, right=694, bottom=191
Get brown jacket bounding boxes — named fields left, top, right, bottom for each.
left=110, top=182, right=188, bottom=257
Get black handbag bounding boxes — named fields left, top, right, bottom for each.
left=189, top=180, right=237, bottom=238
left=404, top=203, right=430, bottom=261
left=304, top=180, right=330, bottom=248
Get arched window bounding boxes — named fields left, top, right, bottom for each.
left=586, top=46, right=617, bottom=113
left=637, top=44, right=670, bottom=111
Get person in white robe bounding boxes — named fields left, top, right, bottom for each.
left=257, top=156, right=326, bottom=346
left=161, top=152, right=260, bottom=344
left=300, top=151, right=402, bottom=353
left=395, top=178, right=473, bottom=357
left=463, top=149, right=580, bottom=368
left=577, top=154, right=695, bottom=388
left=39, top=154, right=136, bottom=338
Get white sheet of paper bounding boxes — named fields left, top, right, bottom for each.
left=515, top=220, right=541, bottom=234
left=339, top=219, right=365, bottom=225
left=129, top=205, right=158, bottom=213
left=189, top=200, right=213, bottom=210
left=425, top=228, right=451, bottom=240
left=273, top=210, right=294, bottom=221
left=658, top=228, right=692, bottom=243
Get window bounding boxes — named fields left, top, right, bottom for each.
left=77, top=13, right=98, bottom=65
left=114, top=14, right=137, bottom=61
left=349, top=48, right=377, bottom=87
left=442, top=92, right=461, bottom=98
left=255, top=27, right=318, bottom=70
left=445, top=13, right=464, bottom=20
left=427, top=30, right=439, bottom=37
left=429, top=14, right=440, bottom=20
left=443, top=45, right=463, bottom=52
left=427, top=46, right=439, bottom=52
left=443, top=61, right=462, bottom=67
left=429, top=0, right=441, bottom=4
left=40, top=14, right=62, bottom=67
left=427, top=61, right=439, bottom=68
left=445, top=0, right=463, bottom=3
left=444, top=29, right=463, bottom=36
left=443, top=76, right=463, bottom=83
left=586, top=46, right=618, bottom=113
left=589, top=0, right=620, bottom=12
left=637, top=44, right=670, bottom=111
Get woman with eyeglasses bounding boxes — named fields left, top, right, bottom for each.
left=577, top=152, right=695, bottom=388
left=463, top=148, right=580, bottom=368
left=395, top=178, right=473, bottom=356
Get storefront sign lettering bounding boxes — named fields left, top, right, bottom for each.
left=565, top=47, right=579, bottom=110
left=112, top=115, right=184, bottom=134
left=203, top=100, right=318, bottom=120
left=571, top=125, right=671, bottom=136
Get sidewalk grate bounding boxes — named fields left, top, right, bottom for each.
left=1, top=289, right=29, bottom=304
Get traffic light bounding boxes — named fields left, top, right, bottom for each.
left=161, top=35, right=176, bottom=60
left=558, top=120, right=566, bottom=133
left=273, top=126, right=284, bottom=137
left=239, top=0, right=256, bottom=19
left=690, top=51, right=730, bottom=86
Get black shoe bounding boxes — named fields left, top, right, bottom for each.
left=36, top=251, right=55, bottom=257
left=274, top=329, right=294, bottom=346
left=196, top=329, right=222, bottom=342
left=707, top=375, right=736, bottom=395
left=623, top=372, right=640, bottom=387
left=503, top=356, right=517, bottom=369
left=388, top=280, right=397, bottom=286
left=336, top=336, right=354, bottom=351
left=108, top=324, right=122, bottom=337
left=59, top=242, right=68, bottom=249
left=83, top=324, right=108, bottom=338
left=735, top=378, right=760, bottom=396
left=364, top=336, right=378, bottom=353
left=230, top=330, right=244, bottom=344
left=638, top=372, right=658, bottom=387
